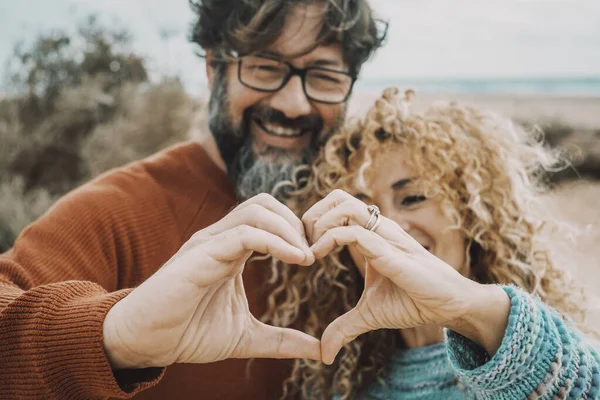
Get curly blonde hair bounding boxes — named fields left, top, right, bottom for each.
left=263, top=87, right=590, bottom=399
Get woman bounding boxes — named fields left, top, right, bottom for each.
left=264, top=88, right=599, bottom=399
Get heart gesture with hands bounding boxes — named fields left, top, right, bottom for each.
left=103, top=189, right=509, bottom=371
left=302, top=190, right=510, bottom=365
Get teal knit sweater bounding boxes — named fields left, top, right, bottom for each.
left=360, top=286, right=600, bottom=399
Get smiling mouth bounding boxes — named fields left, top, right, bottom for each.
left=255, top=118, right=308, bottom=138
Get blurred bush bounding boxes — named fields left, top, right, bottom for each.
left=0, top=16, right=199, bottom=252
left=539, top=120, right=600, bottom=183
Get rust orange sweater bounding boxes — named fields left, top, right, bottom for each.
left=0, top=142, right=292, bottom=399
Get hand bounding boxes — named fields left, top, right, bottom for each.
left=103, top=193, right=320, bottom=369
left=303, top=190, right=509, bottom=364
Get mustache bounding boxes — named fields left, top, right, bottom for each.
left=249, top=105, right=323, bottom=132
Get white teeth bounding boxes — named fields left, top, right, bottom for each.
left=262, top=122, right=302, bottom=137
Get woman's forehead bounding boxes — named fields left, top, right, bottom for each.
left=345, top=144, right=415, bottom=190
left=347, top=142, right=410, bottom=170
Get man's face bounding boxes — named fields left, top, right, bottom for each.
left=207, top=4, right=349, bottom=200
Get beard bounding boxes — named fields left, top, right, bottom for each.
left=208, top=67, right=343, bottom=201
left=232, top=141, right=314, bottom=200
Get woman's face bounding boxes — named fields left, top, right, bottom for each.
left=349, top=148, right=469, bottom=277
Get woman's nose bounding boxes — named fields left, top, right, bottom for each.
left=380, top=205, right=411, bottom=232
left=398, top=220, right=411, bottom=232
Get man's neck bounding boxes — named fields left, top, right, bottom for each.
left=190, top=112, right=227, bottom=173
left=197, top=133, right=227, bottom=173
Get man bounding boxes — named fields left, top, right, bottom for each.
left=0, top=0, right=385, bottom=398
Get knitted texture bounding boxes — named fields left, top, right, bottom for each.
left=447, top=285, right=600, bottom=399
left=361, top=286, right=600, bottom=399
left=0, top=142, right=292, bottom=400
left=361, top=343, right=473, bottom=399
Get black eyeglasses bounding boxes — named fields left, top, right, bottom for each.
left=237, top=55, right=356, bottom=104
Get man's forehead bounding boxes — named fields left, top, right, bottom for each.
left=261, top=45, right=344, bottom=68
left=268, top=3, right=344, bottom=66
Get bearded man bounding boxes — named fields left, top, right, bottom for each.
left=0, top=1, right=385, bottom=398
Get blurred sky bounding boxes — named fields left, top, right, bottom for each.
left=1, top=0, right=599, bottom=93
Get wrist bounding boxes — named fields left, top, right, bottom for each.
left=103, top=302, right=142, bottom=370
left=446, top=283, right=511, bottom=356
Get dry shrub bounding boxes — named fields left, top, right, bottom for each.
left=0, top=99, right=24, bottom=173
left=0, top=79, right=198, bottom=252
left=525, top=119, right=600, bottom=183
left=0, top=178, right=58, bottom=252
left=0, top=17, right=201, bottom=252
left=82, top=79, right=199, bottom=176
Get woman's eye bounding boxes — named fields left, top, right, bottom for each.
left=401, top=195, right=426, bottom=207
left=354, top=193, right=369, bottom=202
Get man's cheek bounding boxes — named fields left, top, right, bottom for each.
left=320, top=108, right=344, bottom=139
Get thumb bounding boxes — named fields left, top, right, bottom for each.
left=321, top=308, right=370, bottom=365
left=237, top=318, right=321, bottom=361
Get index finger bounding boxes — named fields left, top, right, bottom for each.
left=302, top=189, right=356, bottom=244
left=236, top=193, right=307, bottom=243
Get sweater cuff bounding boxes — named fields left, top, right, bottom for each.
left=444, top=285, right=558, bottom=393
left=0, top=281, right=165, bottom=399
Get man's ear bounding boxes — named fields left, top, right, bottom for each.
left=205, top=50, right=215, bottom=90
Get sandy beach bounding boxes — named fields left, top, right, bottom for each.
left=545, top=181, right=600, bottom=325
left=349, top=91, right=600, bottom=129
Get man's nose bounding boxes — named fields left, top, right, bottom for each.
left=269, top=75, right=312, bottom=119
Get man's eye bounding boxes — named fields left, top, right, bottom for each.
left=256, top=65, right=281, bottom=72
left=312, top=73, right=341, bottom=84
left=245, top=64, right=282, bottom=73
left=401, top=195, right=426, bottom=207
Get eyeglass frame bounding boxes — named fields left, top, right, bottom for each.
left=236, top=55, right=357, bottom=105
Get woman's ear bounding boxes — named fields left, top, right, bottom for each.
left=205, top=50, right=215, bottom=90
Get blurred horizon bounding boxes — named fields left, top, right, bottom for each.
left=1, top=0, right=600, bottom=95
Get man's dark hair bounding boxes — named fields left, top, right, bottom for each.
left=189, top=0, right=387, bottom=76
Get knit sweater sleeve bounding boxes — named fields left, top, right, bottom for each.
left=445, top=285, right=600, bottom=399
left=0, top=167, right=180, bottom=399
